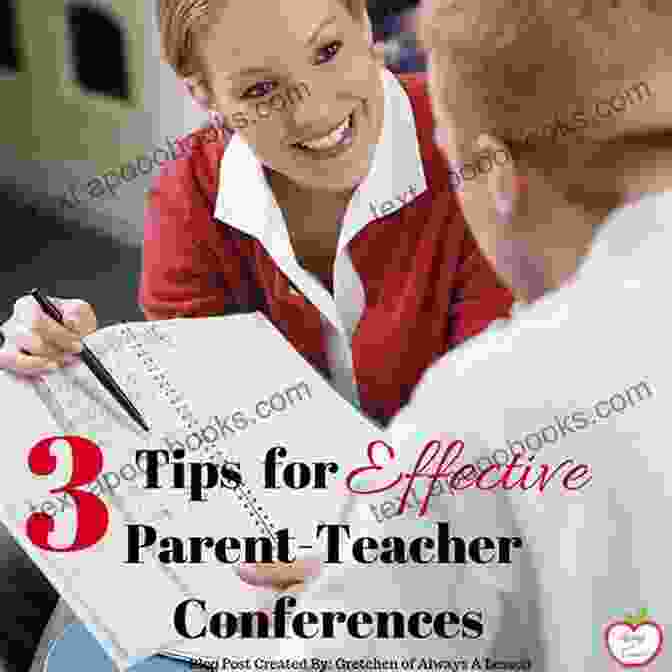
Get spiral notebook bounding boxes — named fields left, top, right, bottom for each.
left=0, top=313, right=384, bottom=670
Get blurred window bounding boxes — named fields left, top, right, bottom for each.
left=66, top=3, right=130, bottom=100
left=1, top=0, right=20, bottom=72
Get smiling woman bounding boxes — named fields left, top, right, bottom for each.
left=138, top=0, right=514, bottom=422
left=14, top=2, right=516, bottom=666
left=162, top=0, right=385, bottom=194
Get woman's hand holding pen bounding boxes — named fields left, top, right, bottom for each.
left=0, top=294, right=98, bottom=376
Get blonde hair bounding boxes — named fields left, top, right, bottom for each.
left=156, top=0, right=368, bottom=79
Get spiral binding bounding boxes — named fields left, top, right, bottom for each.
left=235, top=487, right=277, bottom=540
left=121, top=325, right=199, bottom=433
left=120, top=324, right=278, bottom=542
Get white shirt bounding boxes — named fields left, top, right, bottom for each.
left=281, top=191, right=672, bottom=669
left=214, top=69, right=429, bottom=409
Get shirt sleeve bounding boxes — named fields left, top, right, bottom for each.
left=274, top=429, right=521, bottom=663
left=138, top=154, right=238, bottom=321
left=448, top=227, right=514, bottom=347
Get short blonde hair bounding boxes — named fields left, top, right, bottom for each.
left=156, top=0, right=368, bottom=79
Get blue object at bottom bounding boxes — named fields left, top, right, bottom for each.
left=44, top=622, right=195, bottom=672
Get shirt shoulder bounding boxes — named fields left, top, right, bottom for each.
left=147, top=123, right=229, bottom=219
left=578, top=190, right=671, bottom=288
left=143, top=124, right=248, bottom=261
left=404, top=193, right=672, bottom=428
left=141, top=125, right=249, bottom=318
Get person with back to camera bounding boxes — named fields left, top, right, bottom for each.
left=241, top=0, right=672, bottom=669
left=0, top=2, right=516, bottom=669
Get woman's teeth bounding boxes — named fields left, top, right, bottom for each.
left=296, top=115, right=352, bottom=152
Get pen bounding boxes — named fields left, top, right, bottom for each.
left=30, top=289, right=151, bottom=433
left=158, top=648, right=220, bottom=669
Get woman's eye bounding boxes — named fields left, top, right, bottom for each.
left=314, top=40, right=343, bottom=65
left=241, top=81, right=276, bottom=100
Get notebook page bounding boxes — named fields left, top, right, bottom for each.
left=118, top=314, right=385, bottom=660
left=0, top=373, right=198, bottom=670
left=4, top=314, right=385, bottom=666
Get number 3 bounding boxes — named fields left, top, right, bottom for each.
left=26, top=436, right=109, bottom=552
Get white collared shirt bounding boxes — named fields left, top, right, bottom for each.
left=214, top=69, right=429, bottom=408
left=265, top=194, right=672, bottom=670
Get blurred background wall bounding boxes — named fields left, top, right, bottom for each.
left=0, top=2, right=422, bottom=670
left=0, top=0, right=204, bottom=246
left=0, top=0, right=423, bottom=248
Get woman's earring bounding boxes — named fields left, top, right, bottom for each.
left=495, top=175, right=529, bottom=225
left=371, top=41, right=387, bottom=65
left=209, top=110, right=231, bottom=142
